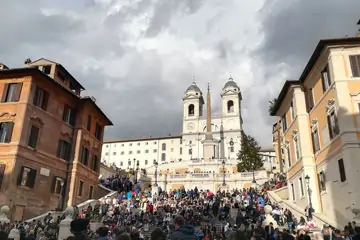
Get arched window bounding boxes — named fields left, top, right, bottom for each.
left=188, top=104, right=195, bottom=116
left=162, top=143, right=166, bottom=151
left=227, top=100, right=234, bottom=113
left=161, top=153, right=166, bottom=161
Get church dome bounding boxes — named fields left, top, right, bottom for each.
left=185, top=82, right=202, bottom=94
left=222, top=77, right=240, bottom=91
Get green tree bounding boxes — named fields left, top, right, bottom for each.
left=268, top=98, right=278, bottom=115
left=237, top=132, right=263, bottom=172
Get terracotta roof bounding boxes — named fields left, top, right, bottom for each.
left=0, top=67, right=112, bottom=126
left=270, top=80, right=301, bottom=116
left=104, top=135, right=182, bottom=144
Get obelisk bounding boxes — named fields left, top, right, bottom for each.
left=203, top=83, right=216, bottom=160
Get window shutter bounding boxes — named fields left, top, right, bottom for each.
left=56, top=140, right=62, bottom=158
left=17, top=167, right=24, bottom=185
left=70, top=110, right=76, bottom=126
left=350, top=55, right=360, bottom=77
left=327, top=115, right=333, bottom=139
left=27, top=169, right=37, bottom=188
left=1, top=84, right=9, bottom=102
left=14, top=83, right=23, bottom=102
left=33, top=86, right=39, bottom=105
left=42, top=91, right=49, bottom=110
left=5, top=122, right=14, bottom=143
left=0, top=164, right=5, bottom=189
left=51, top=176, right=56, bottom=193
left=311, top=132, right=316, bottom=153
left=66, top=142, right=72, bottom=161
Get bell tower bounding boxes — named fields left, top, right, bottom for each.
left=182, top=81, right=204, bottom=134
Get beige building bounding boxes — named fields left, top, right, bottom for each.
left=271, top=37, right=360, bottom=226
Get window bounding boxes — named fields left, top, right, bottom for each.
left=145, top=150, right=149, bottom=153
left=51, top=177, right=64, bottom=194
left=171, top=148, right=174, bottom=152
left=57, top=140, right=72, bottom=161
left=92, top=155, right=98, bottom=172
left=338, top=158, right=346, bottom=182
left=137, top=150, right=140, bottom=154
left=145, top=160, right=148, bottom=165
left=321, top=65, right=331, bottom=92
left=121, top=144, right=124, bottom=147
left=113, top=152, right=117, bottom=155
left=161, top=153, right=166, bottom=161
left=349, top=55, right=360, bottom=77
left=1, top=83, right=22, bottom=103
left=162, top=143, right=166, bottom=151
left=27, top=125, right=40, bottom=148
left=121, top=151, right=124, bottom=155
left=129, top=151, right=132, bottom=154
left=81, top=147, right=89, bottom=166
left=281, top=115, right=287, bottom=132
left=153, top=149, right=157, bottom=153
left=129, top=143, right=132, bottom=146
left=311, top=127, right=320, bottom=153
left=180, top=147, right=182, bottom=155
left=318, top=171, right=326, bottom=192
left=0, top=122, right=14, bottom=143
left=180, top=139, right=182, bottom=145
left=87, top=115, right=92, bottom=131
left=105, top=152, right=109, bottom=156
left=291, top=183, right=295, bottom=201
left=290, top=101, right=295, bottom=120
left=78, top=180, right=84, bottom=197
left=57, top=71, right=66, bottom=82
left=227, top=100, right=234, bottom=113
left=0, top=164, right=5, bottom=190
left=95, top=123, right=102, bottom=140
left=120, top=161, right=123, bottom=167
left=299, top=177, right=304, bottom=196
left=154, top=141, right=157, bottom=144
left=105, top=145, right=109, bottom=148
left=89, top=186, right=94, bottom=199
left=189, top=148, right=192, bottom=155
left=307, top=88, right=315, bottom=111
left=63, top=105, right=76, bottom=125
left=33, top=86, right=49, bottom=110
left=145, top=142, right=148, bottom=145
left=327, top=111, right=339, bottom=140
left=230, top=147, right=234, bottom=152
left=137, top=143, right=140, bottom=146
left=43, top=65, right=52, bottom=74
left=293, top=136, right=300, bottom=161
left=188, top=104, right=195, bottom=116
left=17, top=166, right=37, bottom=188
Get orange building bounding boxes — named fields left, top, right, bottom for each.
left=271, top=37, right=360, bottom=226
left=0, top=58, right=112, bottom=220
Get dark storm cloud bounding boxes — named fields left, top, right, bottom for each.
left=255, top=0, right=360, bottom=128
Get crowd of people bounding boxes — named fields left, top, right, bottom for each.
left=0, top=172, right=358, bottom=240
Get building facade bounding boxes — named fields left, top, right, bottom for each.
left=271, top=37, right=360, bottom=226
left=0, top=58, right=112, bottom=220
left=102, top=78, right=273, bottom=191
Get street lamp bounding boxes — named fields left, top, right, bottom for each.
left=305, top=175, right=313, bottom=215
left=154, top=160, right=158, bottom=187
left=222, top=159, right=226, bottom=186
left=252, top=162, right=256, bottom=184
left=57, top=179, right=65, bottom=211
left=135, top=160, right=140, bottom=184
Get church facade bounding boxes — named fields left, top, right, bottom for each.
left=101, top=78, right=271, bottom=191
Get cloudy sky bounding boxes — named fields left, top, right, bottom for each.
left=1, top=0, right=359, bottom=148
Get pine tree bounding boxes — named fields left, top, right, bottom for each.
left=237, top=131, right=263, bottom=172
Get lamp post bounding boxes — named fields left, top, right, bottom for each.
left=305, top=175, right=313, bottom=215
left=154, top=160, right=158, bottom=187
left=222, top=159, right=226, bottom=186
left=57, top=179, right=65, bottom=211
left=252, top=162, right=256, bottom=184
left=135, top=160, right=140, bottom=184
